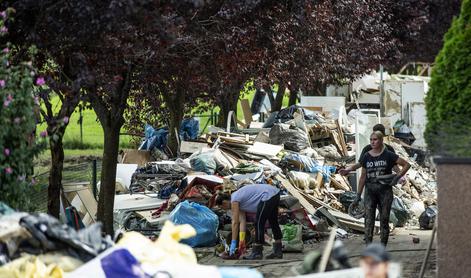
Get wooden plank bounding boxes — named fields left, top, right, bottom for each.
left=76, top=188, right=98, bottom=221
left=315, top=172, right=324, bottom=187
left=300, top=190, right=368, bottom=227
left=278, top=174, right=377, bottom=233
left=330, top=129, right=345, bottom=156
left=338, top=219, right=365, bottom=232
left=303, top=106, right=323, bottom=112
left=277, top=175, right=317, bottom=215
left=330, top=174, right=351, bottom=191
left=236, top=119, right=246, bottom=128
left=240, top=99, right=253, bottom=127
left=336, top=119, right=348, bottom=155
left=121, top=149, right=151, bottom=166
left=299, top=191, right=342, bottom=216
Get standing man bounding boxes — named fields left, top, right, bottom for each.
left=216, top=183, right=282, bottom=260
left=357, top=131, right=410, bottom=245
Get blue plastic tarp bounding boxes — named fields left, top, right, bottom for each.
left=180, top=118, right=199, bottom=141
left=169, top=201, right=219, bottom=247
left=139, top=118, right=199, bottom=151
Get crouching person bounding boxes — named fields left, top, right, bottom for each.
left=217, top=184, right=282, bottom=260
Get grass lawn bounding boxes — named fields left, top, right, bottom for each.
left=37, top=102, right=134, bottom=150
left=35, top=87, right=290, bottom=167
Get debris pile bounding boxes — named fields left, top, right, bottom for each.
left=111, top=105, right=437, bottom=248
left=0, top=203, right=263, bottom=277
left=0, top=105, right=437, bottom=277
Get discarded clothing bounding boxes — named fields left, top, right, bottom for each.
left=190, top=152, right=217, bottom=175
left=19, top=214, right=112, bottom=262
left=419, top=206, right=437, bottom=230
left=139, top=124, right=169, bottom=151
left=231, top=162, right=262, bottom=174
left=281, top=153, right=336, bottom=182
left=180, top=118, right=199, bottom=141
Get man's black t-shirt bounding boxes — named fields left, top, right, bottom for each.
left=361, top=149, right=399, bottom=180
left=359, top=143, right=395, bottom=164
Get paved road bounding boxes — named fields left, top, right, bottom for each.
left=198, top=227, right=435, bottom=277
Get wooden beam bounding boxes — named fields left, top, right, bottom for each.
left=240, top=99, right=253, bottom=128
left=336, top=119, right=348, bottom=155
left=277, top=174, right=317, bottom=215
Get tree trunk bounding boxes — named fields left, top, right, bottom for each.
left=272, top=83, right=286, bottom=112
left=97, top=125, right=120, bottom=235
left=47, top=130, right=64, bottom=218
left=305, top=81, right=327, bottom=96
left=265, top=87, right=275, bottom=108
left=217, top=85, right=241, bottom=128
left=166, top=89, right=185, bottom=156
left=288, top=89, right=298, bottom=106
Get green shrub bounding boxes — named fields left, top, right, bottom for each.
left=0, top=10, right=46, bottom=210
left=425, top=0, right=471, bottom=157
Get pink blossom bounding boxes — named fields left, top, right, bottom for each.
left=63, top=116, right=69, bottom=124
left=5, top=167, right=12, bottom=174
left=0, top=80, right=5, bottom=87
left=14, top=117, right=21, bottom=124
left=3, top=99, right=10, bottom=107
left=0, top=11, right=6, bottom=18
left=4, top=148, right=10, bottom=156
left=0, top=27, right=7, bottom=34
left=7, top=94, right=12, bottom=101
left=2, top=48, right=8, bottom=53
left=40, top=130, right=48, bottom=137
left=35, top=77, right=45, bottom=86
left=31, top=178, right=36, bottom=185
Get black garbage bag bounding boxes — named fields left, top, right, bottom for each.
left=19, top=213, right=112, bottom=262
left=348, top=201, right=365, bottom=219
left=269, top=123, right=309, bottom=152
left=389, top=211, right=399, bottom=226
left=280, top=195, right=301, bottom=210
left=262, top=111, right=279, bottom=128
left=341, top=193, right=366, bottom=219
left=391, top=197, right=410, bottom=227
left=419, top=206, right=438, bottom=230
left=276, top=105, right=316, bottom=122
left=339, top=191, right=357, bottom=211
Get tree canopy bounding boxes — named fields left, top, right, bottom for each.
left=425, top=0, right=471, bottom=157
left=3, top=0, right=460, bottom=233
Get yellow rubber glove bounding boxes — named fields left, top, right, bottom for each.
left=238, top=231, right=246, bottom=255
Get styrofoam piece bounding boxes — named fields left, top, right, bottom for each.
left=186, top=175, right=223, bottom=185
left=114, top=193, right=165, bottom=211
left=116, top=163, right=138, bottom=190
left=259, top=159, right=282, bottom=172
left=247, top=142, right=283, bottom=158
left=299, top=96, right=346, bottom=113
